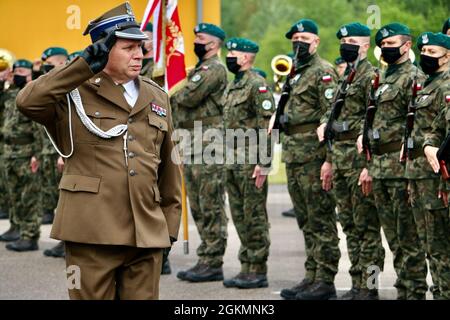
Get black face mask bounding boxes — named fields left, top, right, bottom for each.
left=226, top=56, right=241, bottom=74
left=293, top=41, right=311, bottom=61
left=194, top=42, right=210, bottom=60
left=340, top=43, right=360, bottom=63
left=41, top=64, right=55, bottom=74
left=13, top=75, right=27, bottom=88
left=381, top=44, right=405, bottom=64
left=420, top=54, right=444, bottom=75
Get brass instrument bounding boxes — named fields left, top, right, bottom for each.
left=271, top=54, right=293, bottom=93
left=0, top=48, right=15, bottom=72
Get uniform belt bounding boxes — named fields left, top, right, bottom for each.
left=372, top=141, right=402, bottom=155
left=4, top=136, right=34, bottom=145
left=285, top=123, right=319, bottom=136
left=334, top=130, right=359, bottom=141
left=179, top=115, right=222, bottom=129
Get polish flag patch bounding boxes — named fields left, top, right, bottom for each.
left=201, top=66, right=209, bottom=71
left=446, top=95, right=450, bottom=103
left=259, top=86, right=268, bottom=93
left=322, top=75, right=332, bottom=83
left=416, top=83, right=422, bottom=91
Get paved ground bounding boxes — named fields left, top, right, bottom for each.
left=0, top=184, right=432, bottom=300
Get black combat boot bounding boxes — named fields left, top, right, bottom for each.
left=235, top=273, right=268, bottom=289
left=0, top=226, right=20, bottom=242
left=295, top=281, right=337, bottom=300
left=280, top=278, right=314, bottom=300
left=43, top=241, right=65, bottom=258
left=0, top=209, right=8, bottom=219
left=161, top=257, right=171, bottom=275
left=336, top=286, right=360, bottom=300
left=185, top=264, right=224, bottom=282
left=282, top=208, right=296, bottom=218
left=223, top=272, right=249, bottom=288
left=177, top=262, right=203, bottom=281
left=41, top=210, right=55, bottom=225
left=6, top=239, right=38, bottom=252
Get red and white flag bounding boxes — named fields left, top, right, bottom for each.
left=140, top=0, right=186, bottom=94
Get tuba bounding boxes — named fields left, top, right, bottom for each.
left=271, top=54, right=293, bottom=93
left=0, top=48, right=15, bottom=72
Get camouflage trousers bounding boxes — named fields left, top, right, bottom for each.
left=333, top=167, right=385, bottom=289
left=372, top=178, right=428, bottom=299
left=410, top=178, right=450, bottom=300
left=40, top=154, right=61, bottom=212
left=0, top=155, right=10, bottom=213
left=3, top=157, right=43, bottom=240
left=286, top=161, right=340, bottom=284
left=184, top=164, right=227, bottom=268
left=225, top=167, right=270, bottom=274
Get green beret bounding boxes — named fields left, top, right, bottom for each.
left=285, top=19, right=318, bottom=39
left=334, top=56, right=346, bottom=65
left=418, top=32, right=450, bottom=50
left=336, top=22, right=371, bottom=39
left=13, top=59, right=32, bottom=70
left=68, top=51, right=83, bottom=61
left=144, top=22, right=153, bottom=32
left=443, top=18, right=450, bottom=34
left=194, top=23, right=226, bottom=41
left=41, top=47, right=68, bottom=61
left=252, top=68, right=267, bottom=79
left=375, top=23, right=411, bottom=47
left=226, top=37, right=259, bottom=53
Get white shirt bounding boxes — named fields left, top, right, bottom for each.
left=122, top=80, right=139, bottom=108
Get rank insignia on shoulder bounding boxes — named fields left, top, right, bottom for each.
left=259, top=86, right=268, bottom=93
left=191, top=74, right=202, bottom=82
left=322, top=75, right=332, bottom=83
left=151, top=103, right=167, bottom=117
left=201, top=66, right=209, bottom=71
left=446, top=95, right=450, bottom=103
left=262, top=100, right=272, bottom=110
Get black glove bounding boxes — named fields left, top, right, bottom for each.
left=81, top=30, right=116, bottom=74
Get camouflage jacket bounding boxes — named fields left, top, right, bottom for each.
left=282, top=53, right=337, bottom=165
left=222, top=69, right=275, bottom=170
left=1, top=87, right=41, bottom=158
left=406, top=71, right=450, bottom=180
left=170, top=55, right=228, bottom=159
left=321, top=58, right=374, bottom=171
left=140, top=58, right=164, bottom=88
left=39, top=126, right=57, bottom=156
left=368, top=60, right=426, bottom=179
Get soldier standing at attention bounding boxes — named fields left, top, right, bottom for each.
left=222, top=37, right=275, bottom=289
left=413, top=32, right=450, bottom=299
left=171, top=23, right=228, bottom=283
left=0, top=59, right=43, bottom=251
left=0, top=64, right=11, bottom=220
left=274, top=19, right=340, bottom=300
left=16, top=2, right=181, bottom=299
left=356, top=23, right=428, bottom=300
left=317, top=22, right=384, bottom=300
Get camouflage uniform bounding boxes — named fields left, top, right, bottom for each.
left=283, top=53, right=341, bottom=284
left=419, top=71, right=450, bottom=299
left=323, top=58, right=385, bottom=289
left=39, top=130, right=61, bottom=215
left=369, top=60, right=428, bottom=299
left=0, top=87, right=42, bottom=240
left=171, top=55, right=228, bottom=268
left=0, top=85, right=9, bottom=215
left=222, top=69, right=274, bottom=274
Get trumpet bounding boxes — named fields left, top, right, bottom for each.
left=271, top=54, right=293, bottom=93
left=0, top=49, right=15, bottom=72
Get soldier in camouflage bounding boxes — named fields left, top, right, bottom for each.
left=357, top=23, right=428, bottom=300
left=221, top=37, right=274, bottom=289
left=318, top=22, right=385, bottom=300
left=269, top=19, right=340, bottom=300
left=171, top=23, right=228, bottom=283
left=0, top=67, right=11, bottom=220
left=0, top=59, right=43, bottom=251
left=417, top=32, right=450, bottom=300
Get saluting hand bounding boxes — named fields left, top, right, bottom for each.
left=81, top=30, right=117, bottom=74
left=424, top=146, right=440, bottom=173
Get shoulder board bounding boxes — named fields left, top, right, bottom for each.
left=142, top=77, right=166, bottom=94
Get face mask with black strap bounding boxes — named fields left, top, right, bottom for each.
left=420, top=54, right=445, bottom=75
left=13, top=75, right=28, bottom=88
left=292, top=41, right=312, bottom=61
left=340, top=43, right=360, bottom=63
left=226, top=56, right=241, bottom=74
left=381, top=42, right=406, bottom=64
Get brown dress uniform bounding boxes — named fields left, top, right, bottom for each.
left=16, top=56, right=181, bottom=299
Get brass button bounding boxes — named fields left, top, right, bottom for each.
left=128, top=152, right=135, bottom=158
left=128, top=135, right=134, bottom=141
left=129, top=170, right=136, bottom=176
left=128, top=117, right=133, bottom=124
left=159, top=123, right=163, bottom=129
left=94, top=111, right=100, bottom=117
